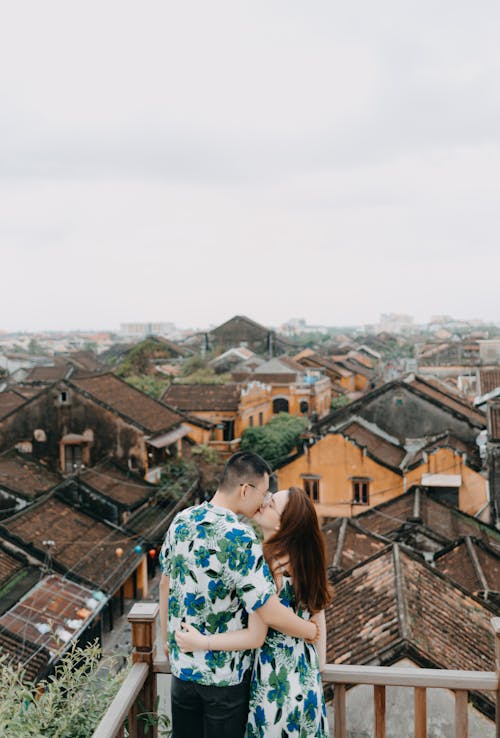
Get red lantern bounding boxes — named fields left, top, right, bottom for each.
left=115, top=547, right=124, bottom=558
left=148, top=548, right=157, bottom=559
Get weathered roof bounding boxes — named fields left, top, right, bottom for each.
left=78, top=461, right=154, bottom=507
left=339, top=420, right=406, bottom=471
left=0, top=390, right=27, bottom=420
left=0, top=623, right=50, bottom=682
left=407, top=376, right=486, bottom=425
left=434, top=537, right=500, bottom=601
left=479, top=368, right=500, bottom=395
left=24, top=365, right=73, bottom=383
left=488, top=401, right=500, bottom=441
left=326, top=545, right=496, bottom=710
left=1, top=495, right=141, bottom=593
left=163, top=383, right=242, bottom=412
left=322, top=517, right=389, bottom=573
left=70, top=373, right=182, bottom=434
left=353, top=488, right=500, bottom=549
left=0, top=574, right=104, bottom=671
left=0, top=451, right=61, bottom=499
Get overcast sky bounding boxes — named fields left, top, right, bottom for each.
left=1, top=1, right=499, bottom=332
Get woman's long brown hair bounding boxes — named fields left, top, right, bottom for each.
left=263, top=487, right=332, bottom=613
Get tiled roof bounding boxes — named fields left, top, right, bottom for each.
left=479, top=368, right=500, bottom=395
left=0, top=574, right=104, bottom=673
left=0, top=452, right=61, bottom=499
left=354, top=489, right=500, bottom=549
left=340, top=420, right=406, bottom=470
left=0, top=390, right=27, bottom=419
left=408, top=432, right=480, bottom=470
left=232, top=372, right=297, bottom=385
left=322, top=518, right=388, bottom=573
left=0, top=543, right=25, bottom=588
left=488, top=402, right=500, bottom=441
left=78, top=461, right=154, bottom=507
left=162, top=383, right=242, bottom=412
left=24, top=365, right=73, bottom=383
left=0, top=623, right=50, bottom=682
left=408, top=376, right=486, bottom=426
left=1, top=496, right=140, bottom=593
left=70, top=373, right=182, bottom=434
left=434, top=537, right=500, bottom=600
left=326, top=546, right=496, bottom=703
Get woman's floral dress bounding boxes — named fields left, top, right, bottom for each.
left=246, top=574, right=329, bottom=738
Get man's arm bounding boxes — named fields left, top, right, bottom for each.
left=257, top=594, right=316, bottom=640
left=159, top=573, right=170, bottom=657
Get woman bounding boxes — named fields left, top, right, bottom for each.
left=176, top=487, right=331, bottom=737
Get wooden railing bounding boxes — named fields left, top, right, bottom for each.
left=92, top=606, right=500, bottom=738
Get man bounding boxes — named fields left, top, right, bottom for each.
left=159, top=450, right=317, bottom=738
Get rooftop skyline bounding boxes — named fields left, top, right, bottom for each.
left=1, top=1, right=499, bottom=332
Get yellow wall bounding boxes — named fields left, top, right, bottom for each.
left=276, top=435, right=488, bottom=519
left=276, top=434, right=404, bottom=518
left=405, top=447, right=488, bottom=516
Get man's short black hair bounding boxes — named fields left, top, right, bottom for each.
left=220, top=451, right=271, bottom=491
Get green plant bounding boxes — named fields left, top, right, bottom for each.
left=0, top=641, right=126, bottom=738
left=240, top=413, right=308, bottom=468
left=136, top=696, right=171, bottom=737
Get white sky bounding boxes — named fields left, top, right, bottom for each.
left=1, top=1, right=499, bottom=332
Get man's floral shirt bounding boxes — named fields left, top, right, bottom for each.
left=159, top=501, right=275, bottom=686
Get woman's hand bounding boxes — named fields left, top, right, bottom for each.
left=175, top=622, right=208, bottom=652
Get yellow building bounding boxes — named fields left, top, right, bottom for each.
left=276, top=419, right=488, bottom=521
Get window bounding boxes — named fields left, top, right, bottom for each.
left=273, top=397, right=289, bottom=414
left=249, top=415, right=254, bottom=427
left=352, top=478, right=370, bottom=504
left=299, top=400, right=309, bottom=414
left=258, top=412, right=263, bottom=426
left=302, top=476, right=320, bottom=502
left=60, top=391, right=68, bottom=403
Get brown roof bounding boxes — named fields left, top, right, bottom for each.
left=479, top=368, right=500, bottom=395
left=163, top=383, right=242, bottom=412
left=408, top=376, right=486, bottom=426
left=0, top=452, right=61, bottom=499
left=79, top=461, right=154, bottom=507
left=408, top=432, right=480, bottom=470
left=232, top=372, right=297, bottom=385
left=354, top=489, right=500, bottom=549
left=0, top=574, right=103, bottom=675
left=326, top=546, right=496, bottom=705
left=488, top=402, right=500, bottom=441
left=70, top=373, right=182, bottom=434
left=322, top=518, right=388, bottom=572
left=1, top=496, right=140, bottom=593
left=0, top=544, right=25, bottom=589
left=340, top=421, right=406, bottom=470
left=0, top=624, right=50, bottom=682
left=434, top=537, right=500, bottom=600
left=0, top=390, right=27, bottom=420
left=24, top=365, right=72, bottom=383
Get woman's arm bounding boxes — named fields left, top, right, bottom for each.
left=175, top=611, right=267, bottom=652
left=311, top=610, right=327, bottom=670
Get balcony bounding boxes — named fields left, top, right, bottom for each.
left=92, top=604, right=500, bottom=738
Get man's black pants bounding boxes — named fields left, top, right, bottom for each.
left=171, top=674, right=250, bottom=738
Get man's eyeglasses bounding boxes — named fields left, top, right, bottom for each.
left=240, top=482, right=272, bottom=506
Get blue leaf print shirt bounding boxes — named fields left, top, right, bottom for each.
left=160, top=501, right=276, bottom=686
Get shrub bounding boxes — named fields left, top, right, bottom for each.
left=0, top=641, right=125, bottom=738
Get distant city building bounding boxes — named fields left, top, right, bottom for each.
left=378, top=313, right=414, bottom=334
left=120, top=322, right=176, bottom=337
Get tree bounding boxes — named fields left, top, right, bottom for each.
left=240, top=413, right=307, bottom=468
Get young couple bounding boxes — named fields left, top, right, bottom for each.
left=159, top=451, right=331, bottom=738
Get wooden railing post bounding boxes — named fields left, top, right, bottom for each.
left=129, top=602, right=160, bottom=738
left=414, top=687, right=427, bottom=738
left=374, top=685, right=386, bottom=738
left=492, top=617, right=500, bottom=738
